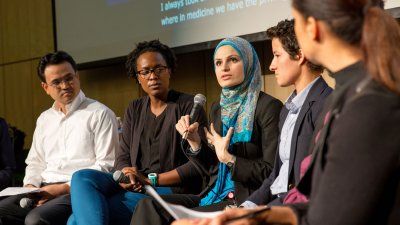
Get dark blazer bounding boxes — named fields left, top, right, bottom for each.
left=292, top=63, right=400, bottom=225
left=186, top=92, right=282, bottom=204
left=0, top=118, right=15, bottom=190
left=115, top=90, right=208, bottom=194
left=247, top=77, right=332, bottom=205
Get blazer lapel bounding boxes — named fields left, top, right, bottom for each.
left=287, top=102, right=312, bottom=177
left=287, top=78, right=324, bottom=179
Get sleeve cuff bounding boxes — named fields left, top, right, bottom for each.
left=188, top=143, right=202, bottom=154
left=240, top=200, right=258, bottom=209
left=23, top=179, right=42, bottom=188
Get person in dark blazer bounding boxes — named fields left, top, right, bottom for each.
left=0, top=118, right=15, bottom=191
left=183, top=0, right=400, bottom=225
left=67, top=40, right=208, bottom=225
left=129, top=37, right=282, bottom=225
left=242, top=19, right=332, bottom=207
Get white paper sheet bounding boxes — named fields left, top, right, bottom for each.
left=0, top=187, right=41, bottom=197
left=144, top=185, right=222, bottom=220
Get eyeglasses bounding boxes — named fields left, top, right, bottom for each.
left=136, top=66, right=168, bottom=79
left=47, top=74, right=75, bottom=89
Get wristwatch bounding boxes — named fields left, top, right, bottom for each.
left=226, top=156, right=236, bottom=169
left=148, top=173, right=158, bottom=186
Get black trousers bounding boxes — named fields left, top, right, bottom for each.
left=0, top=194, right=71, bottom=225
left=130, top=194, right=234, bottom=225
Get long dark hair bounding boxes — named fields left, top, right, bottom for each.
left=292, top=0, right=400, bottom=94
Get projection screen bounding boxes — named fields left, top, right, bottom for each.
left=54, top=0, right=400, bottom=64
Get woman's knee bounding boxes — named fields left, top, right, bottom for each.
left=71, top=169, right=99, bottom=182
left=71, top=169, right=106, bottom=188
left=25, top=211, right=47, bottom=225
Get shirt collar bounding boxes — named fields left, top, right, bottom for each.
left=285, top=77, right=320, bottom=113
left=52, top=90, right=85, bottom=115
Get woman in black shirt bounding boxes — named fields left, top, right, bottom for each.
left=67, top=40, right=207, bottom=225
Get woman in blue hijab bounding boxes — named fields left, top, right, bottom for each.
left=130, top=36, right=282, bottom=225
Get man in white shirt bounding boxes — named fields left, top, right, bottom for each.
left=0, top=51, right=119, bottom=225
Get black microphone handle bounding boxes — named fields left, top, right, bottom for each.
left=113, top=170, right=130, bottom=184
left=189, top=103, right=201, bottom=124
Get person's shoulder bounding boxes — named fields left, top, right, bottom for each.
left=171, top=90, right=194, bottom=104
left=130, top=95, right=148, bottom=106
left=364, top=79, right=400, bottom=101
left=306, top=77, right=333, bottom=101
left=84, top=97, right=108, bottom=110
left=343, top=80, right=400, bottom=126
left=257, top=91, right=283, bottom=110
left=82, top=97, right=116, bottom=118
left=334, top=81, right=400, bottom=156
left=258, top=91, right=281, bottom=104
left=35, top=107, right=54, bottom=126
left=252, top=92, right=282, bottom=123
left=316, top=76, right=333, bottom=93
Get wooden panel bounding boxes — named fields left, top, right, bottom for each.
left=253, top=40, right=273, bottom=75
left=264, top=74, right=293, bottom=103
left=1, top=0, right=31, bottom=63
left=0, top=0, right=4, bottom=64
left=0, top=66, right=4, bottom=117
left=172, top=51, right=207, bottom=96
left=31, top=61, right=53, bottom=121
left=3, top=61, right=34, bottom=149
left=203, top=49, right=220, bottom=113
left=322, top=70, right=336, bottom=89
left=78, top=64, right=140, bottom=118
left=28, top=0, right=54, bottom=58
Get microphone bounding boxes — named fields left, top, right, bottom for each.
left=113, top=170, right=130, bottom=184
left=20, top=197, right=35, bottom=209
left=113, top=170, right=148, bottom=194
left=189, top=94, right=206, bottom=124
left=183, top=94, right=206, bottom=140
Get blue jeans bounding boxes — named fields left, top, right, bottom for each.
left=67, top=169, right=172, bottom=225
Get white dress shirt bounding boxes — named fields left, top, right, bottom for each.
left=23, top=91, right=119, bottom=187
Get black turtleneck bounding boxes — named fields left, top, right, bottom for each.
left=292, top=62, right=400, bottom=225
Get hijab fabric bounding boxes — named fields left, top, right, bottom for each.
left=200, top=37, right=261, bottom=206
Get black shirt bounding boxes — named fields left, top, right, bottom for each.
left=115, top=90, right=208, bottom=194
left=137, top=105, right=167, bottom=175
left=293, top=62, right=400, bottom=225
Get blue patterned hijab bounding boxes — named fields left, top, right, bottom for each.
left=200, top=37, right=261, bottom=206
left=218, top=37, right=262, bottom=144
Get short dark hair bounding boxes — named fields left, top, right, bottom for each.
left=125, top=40, right=177, bottom=80
left=266, top=19, right=324, bottom=73
left=37, top=51, right=77, bottom=82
